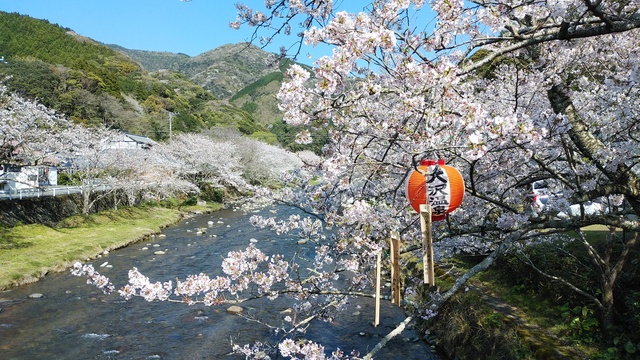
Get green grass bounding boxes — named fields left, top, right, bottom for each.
left=427, top=226, right=620, bottom=358
left=0, top=206, right=183, bottom=290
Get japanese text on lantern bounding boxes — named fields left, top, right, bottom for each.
left=406, top=159, right=464, bottom=221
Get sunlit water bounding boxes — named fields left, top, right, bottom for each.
left=0, top=205, right=437, bottom=359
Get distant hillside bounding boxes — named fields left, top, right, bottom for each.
left=112, top=44, right=327, bottom=151
left=0, top=11, right=325, bottom=153
left=109, top=43, right=296, bottom=127
left=111, top=43, right=281, bottom=99
left=108, top=44, right=191, bottom=73
left=0, top=11, right=265, bottom=141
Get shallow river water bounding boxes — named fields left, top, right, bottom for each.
left=0, top=205, right=437, bottom=359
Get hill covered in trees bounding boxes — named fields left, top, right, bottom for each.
left=109, top=42, right=327, bottom=151
left=0, top=11, right=324, bottom=151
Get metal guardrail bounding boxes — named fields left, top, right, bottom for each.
left=0, top=185, right=110, bottom=200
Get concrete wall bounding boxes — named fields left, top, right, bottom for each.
left=0, top=192, right=124, bottom=227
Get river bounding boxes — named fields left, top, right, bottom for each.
left=0, top=204, right=437, bottom=359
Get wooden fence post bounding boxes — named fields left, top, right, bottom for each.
left=420, top=204, right=435, bottom=286
left=390, top=230, right=401, bottom=305
left=374, top=251, right=381, bottom=327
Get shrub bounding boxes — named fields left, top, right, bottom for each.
left=199, top=183, right=225, bottom=203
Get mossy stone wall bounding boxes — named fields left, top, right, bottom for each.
left=0, top=193, right=123, bottom=227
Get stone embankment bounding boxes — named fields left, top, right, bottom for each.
left=0, top=192, right=124, bottom=227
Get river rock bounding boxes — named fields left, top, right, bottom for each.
left=28, top=293, right=44, bottom=299
left=154, top=251, right=166, bottom=255
left=249, top=238, right=258, bottom=243
left=226, top=305, right=244, bottom=315
left=81, top=333, right=110, bottom=340
left=297, top=239, right=308, bottom=245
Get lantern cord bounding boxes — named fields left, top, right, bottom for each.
left=411, top=154, right=439, bottom=176
left=411, top=154, right=425, bottom=174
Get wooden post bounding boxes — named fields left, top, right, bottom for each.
left=374, top=251, right=381, bottom=327
left=420, top=204, right=435, bottom=286
left=390, top=231, right=401, bottom=305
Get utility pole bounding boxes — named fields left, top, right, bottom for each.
left=168, top=112, right=173, bottom=142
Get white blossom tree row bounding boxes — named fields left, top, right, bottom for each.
left=0, top=84, right=306, bottom=213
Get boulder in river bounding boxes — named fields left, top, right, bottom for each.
left=226, top=305, right=244, bottom=315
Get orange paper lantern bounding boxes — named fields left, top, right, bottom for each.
left=406, top=159, right=465, bottom=221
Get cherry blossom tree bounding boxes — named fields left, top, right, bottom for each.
left=0, top=83, right=71, bottom=166
left=107, top=146, right=199, bottom=207
left=55, top=125, right=129, bottom=214
left=156, top=132, right=246, bottom=192
left=232, top=0, right=640, bottom=335
left=234, top=135, right=304, bottom=185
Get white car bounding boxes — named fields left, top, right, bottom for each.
left=528, top=180, right=603, bottom=217
left=529, top=180, right=550, bottom=210
left=564, top=201, right=603, bottom=217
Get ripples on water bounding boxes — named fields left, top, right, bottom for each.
left=0, top=205, right=437, bottom=359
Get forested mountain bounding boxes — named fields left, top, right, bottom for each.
left=0, top=11, right=326, bottom=152
left=0, top=12, right=280, bottom=143
left=109, top=43, right=310, bottom=129
left=107, top=45, right=191, bottom=74
left=113, top=43, right=282, bottom=99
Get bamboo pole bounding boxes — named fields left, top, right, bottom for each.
left=374, top=251, right=381, bottom=327
left=420, top=204, right=435, bottom=286
left=390, top=230, right=401, bottom=305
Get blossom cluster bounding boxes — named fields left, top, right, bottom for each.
left=118, top=267, right=172, bottom=302
left=250, top=213, right=325, bottom=242
left=70, top=262, right=114, bottom=294
left=71, top=244, right=293, bottom=306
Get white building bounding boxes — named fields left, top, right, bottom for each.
left=108, top=133, right=157, bottom=150
left=0, top=165, right=57, bottom=192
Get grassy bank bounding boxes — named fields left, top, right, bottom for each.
left=427, top=226, right=640, bottom=359
left=0, top=206, right=186, bottom=290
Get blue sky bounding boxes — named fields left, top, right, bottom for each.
left=0, top=0, right=359, bottom=64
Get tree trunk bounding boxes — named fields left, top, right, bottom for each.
left=82, top=189, right=91, bottom=215
left=600, top=280, right=615, bottom=334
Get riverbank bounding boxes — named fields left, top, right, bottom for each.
left=0, top=204, right=221, bottom=291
